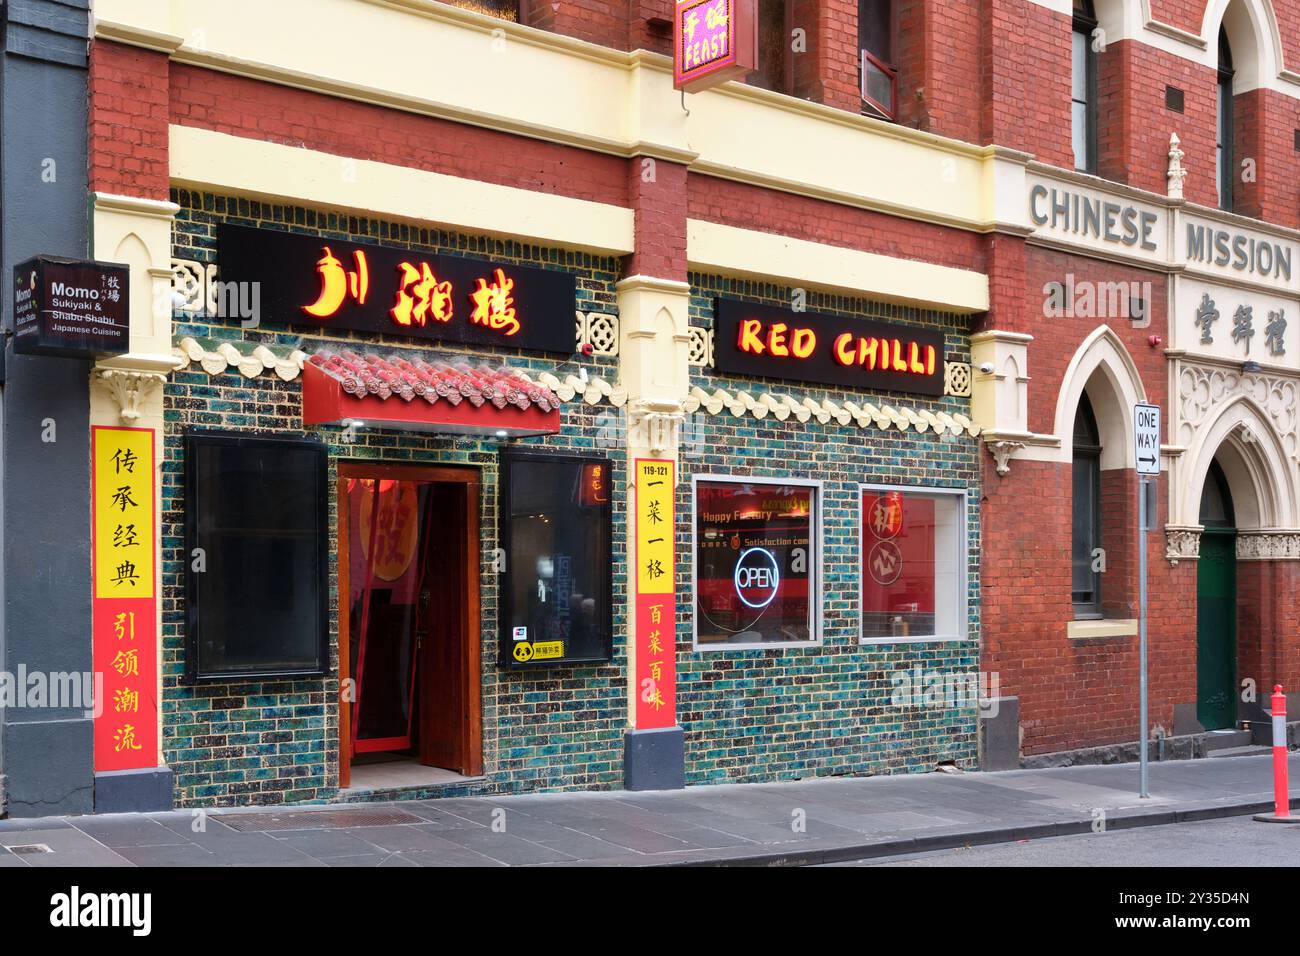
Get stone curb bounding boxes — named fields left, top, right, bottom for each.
left=651, top=796, right=1294, bottom=867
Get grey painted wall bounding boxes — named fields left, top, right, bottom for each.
left=0, top=0, right=93, bottom=817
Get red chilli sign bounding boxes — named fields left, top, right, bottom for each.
left=672, top=0, right=757, bottom=93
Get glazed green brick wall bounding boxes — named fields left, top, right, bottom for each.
left=165, top=191, right=629, bottom=806
left=164, top=191, right=982, bottom=806
left=674, top=276, right=982, bottom=783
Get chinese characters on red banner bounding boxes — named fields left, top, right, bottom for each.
left=92, top=427, right=158, bottom=772
left=634, top=459, right=676, bottom=729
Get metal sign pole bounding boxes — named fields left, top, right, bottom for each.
left=1133, top=402, right=1160, bottom=801
left=1138, top=477, right=1149, bottom=799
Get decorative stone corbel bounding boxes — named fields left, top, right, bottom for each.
left=628, top=398, right=685, bottom=457
left=1164, top=525, right=1201, bottom=566
left=93, top=368, right=168, bottom=425
left=1167, top=133, right=1187, bottom=200
left=987, top=439, right=1025, bottom=476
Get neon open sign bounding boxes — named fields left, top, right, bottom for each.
left=734, top=546, right=780, bottom=609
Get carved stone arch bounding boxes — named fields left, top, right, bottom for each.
left=1178, top=394, right=1294, bottom=530
left=1202, top=0, right=1282, bottom=90
left=1053, top=325, right=1148, bottom=470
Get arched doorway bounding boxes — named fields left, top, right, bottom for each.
left=1197, top=459, right=1237, bottom=730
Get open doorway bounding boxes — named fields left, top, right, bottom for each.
left=337, top=463, right=482, bottom=791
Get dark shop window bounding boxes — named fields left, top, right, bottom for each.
left=185, top=432, right=328, bottom=682
left=859, top=0, right=897, bottom=119
left=1071, top=394, right=1103, bottom=617
left=1072, top=0, right=1098, bottom=173
left=693, top=477, right=818, bottom=648
left=500, top=451, right=613, bottom=667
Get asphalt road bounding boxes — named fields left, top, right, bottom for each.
left=826, top=813, right=1300, bottom=866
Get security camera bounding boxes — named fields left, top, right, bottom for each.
left=977, top=362, right=995, bottom=375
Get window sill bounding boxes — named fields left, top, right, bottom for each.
left=1066, top=618, right=1138, bottom=640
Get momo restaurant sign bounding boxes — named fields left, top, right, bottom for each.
left=13, top=256, right=130, bottom=358
left=673, top=0, right=757, bottom=92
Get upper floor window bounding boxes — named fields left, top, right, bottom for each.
left=750, top=0, right=792, bottom=94
left=1071, top=0, right=1098, bottom=173
left=1071, top=393, right=1102, bottom=617
left=1217, top=28, right=1235, bottom=211
left=859, top=0, right=897, bottom=120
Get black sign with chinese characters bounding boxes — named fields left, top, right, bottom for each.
left=13, top=256, right=130, bottom=358
left=713, top=298, right=946, bottom=396
left=217, top=225, right=577, bottom=354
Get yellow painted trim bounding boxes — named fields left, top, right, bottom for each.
left=169, top=125, right=636, bottom=255
left=686, top=219, right=989, bottom=313
left=1066, top=619, right=1139, bottom=640
left=104, top=0, right=996, bottom=234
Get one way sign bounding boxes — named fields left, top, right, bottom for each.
left=1134, top=403, right=1161, bottom=476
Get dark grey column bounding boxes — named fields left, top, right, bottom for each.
left=0, top=0, right=93, bottom=817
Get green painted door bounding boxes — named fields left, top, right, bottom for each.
left=1196, top=531, right=1237, bottom=730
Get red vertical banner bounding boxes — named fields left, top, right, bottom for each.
left=91, top=426, right=159, bottom=771
left=634, top=458, right=676, bottom=729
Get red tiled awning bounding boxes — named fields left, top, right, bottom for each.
left=303, top=350, right=561, bottom=437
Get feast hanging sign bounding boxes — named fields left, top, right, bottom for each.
left=713, top=299, right=946, bottom=396
left=91, top=426, right=158, bottom=773
left=633, top=458, right=676, bottom=730
left=672, top=0, right=757, bottom=92
left=217, top=225, right=577, bottom=354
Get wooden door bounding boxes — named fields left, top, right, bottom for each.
left=1197, top=530, right=1237, bottom=730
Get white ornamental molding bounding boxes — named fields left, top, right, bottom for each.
left=687, top=326, right=714, bottom=368
left=628, top=398, right=686, bottom=456
left=683, top=386, right=979, bottom=437
left=944, top=361, right=972, bottom=398
left=1167, top=132, right=1187, bottom=201
left=986, top=439, right=1024, bottom=476
left=94, top=368, right=168, bottom=424
left=1236, top=532, right=1300, bottom=561
left=1165, top=526, right=1202, bottom=566
left=1177, top=363, right=1298, bottom=459
left=174, top=337, right=307, bottom=381
left=579, top=311, right=619, bottom=357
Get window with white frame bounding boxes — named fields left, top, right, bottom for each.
left=693, top=477, right=819, bottom=648
left=860, top=484, right=966, bottom=642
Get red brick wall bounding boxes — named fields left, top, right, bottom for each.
left=979, top=245, right=1190, bottom=755
left=1238, top=559, right=1300, bottom=706
left=1022, top=247, right=1168, bottom=437
left=625, top=158, right=688, bottom=278
left=1096, top=41, right=1219, bottom=207
left=893, top=0, right=981, bottom=141
left=982, top=452, right=1197, bottom=754
left=1242, top=89, right=1300, bottom=230
left=89, top=41, right=170, bottom=201
left=169, top=66, right=630, bottom=208
left=981, top=0, right=1072, bottom=168
left=687, top=173, right=987, bottom=272
left=1148, top=1, right=1205, bottom=36
left=524, top=0, right=631, bottom=50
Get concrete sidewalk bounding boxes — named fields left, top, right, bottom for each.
left=1, top=752, right=1296, bottom=867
